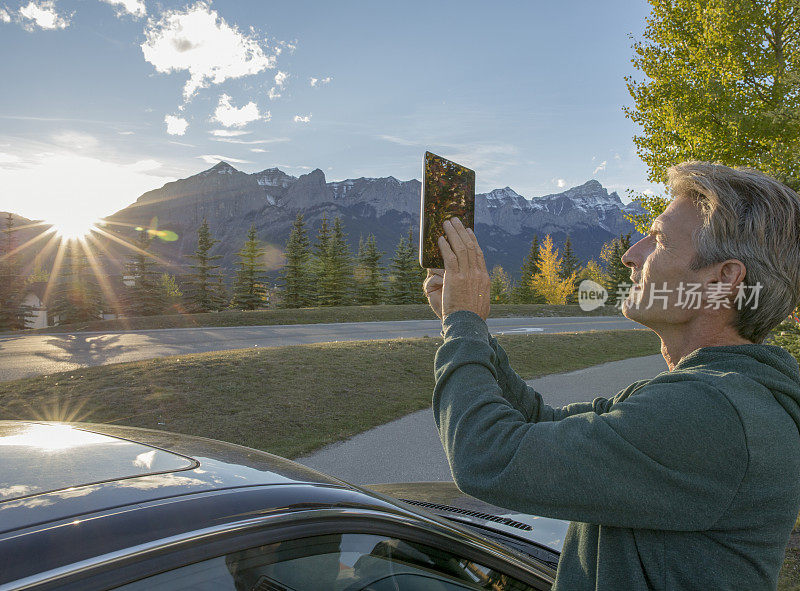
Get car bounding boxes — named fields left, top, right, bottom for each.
left=0, top=420, right=569, bottom=591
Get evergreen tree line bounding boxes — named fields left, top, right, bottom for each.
left=0, top=209, right=635, bottom=329
left=279, top=213, right=426, bottom=308
left=280, top=211, right=635, bottom=310
left=0, top=217, right=275, bottom=328
left=0, top=213, right=35, bottom=330
left=117, top=220, right=273, bottom=318
left=490, top=233, right=634, bottom=307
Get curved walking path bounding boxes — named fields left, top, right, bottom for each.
left=295, top=353, right=669, bottom=484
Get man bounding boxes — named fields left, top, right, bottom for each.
left=423, top=162, right=800, bottom=590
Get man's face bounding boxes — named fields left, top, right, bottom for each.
left=620, top=196, right=709, bottom=326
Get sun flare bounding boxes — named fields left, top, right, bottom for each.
left=48, top=215, right=101, bottom=241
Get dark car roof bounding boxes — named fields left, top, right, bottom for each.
left=0, top=420, right=348, bottom=534
left=0, top=421, right=559, bottom=588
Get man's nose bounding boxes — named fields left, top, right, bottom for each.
left=621, top=238, right=645, bottom=270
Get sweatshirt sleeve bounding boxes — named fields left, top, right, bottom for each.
left=433, top=310, right=748, bottom=531
left=484, top=332, right=649, bottom=421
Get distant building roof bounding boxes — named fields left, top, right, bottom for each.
left=25, top=281, right=47, bottom=302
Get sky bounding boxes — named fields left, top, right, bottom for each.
left=0, top=0, right=660, bottom=230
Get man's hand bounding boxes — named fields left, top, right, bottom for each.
left=437, top=217, right=491, bottom=321
left=423, top=268, right=445, bottom=320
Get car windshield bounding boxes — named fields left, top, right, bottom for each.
left=1, top=1, right=799, bottom=585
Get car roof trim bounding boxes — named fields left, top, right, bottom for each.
left=1, top=506, right=551, bottom=591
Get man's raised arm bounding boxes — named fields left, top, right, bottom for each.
left=433, top=309, right=747, bottom=530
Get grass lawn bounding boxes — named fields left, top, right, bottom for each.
left=781, top=540, right=800, bottom=590
left=22, top=303, right=623, bottom=334
left=0, top=328, right=655, bottom=458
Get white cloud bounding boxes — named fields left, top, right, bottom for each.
left=141, top=1, right=276, bottom=102
left=251, top=148, right=267, bottom=153
left=211, top=129, right=250, bottom=137
left=593, top=160, right=607, bottom=175
left=310, top=76, right=331, bottom=87
left=118, top=130, right=135, bottom=135
left=52, top=131, right=99, bottom=150
left=100, top=0, right=145, bottom=18
left=127, top=159, right=161, bottom=171
left=379, top=134, right=417, bottom=147
left=613, top=152, right=621, bottom=161
left=268, top=70, right=288, bottom=100
left=0, top=7, right=11, bottom=22
left=164, top=115, right=188, bottom=135
left=552, top=178, right=566, bottom=188
left=277, top=40, right=296, bottom=54
left=293, top=114, right=311, bottom=123
left=377, top=133, right=518, bottom=190
left=212, top=136, right=281, bottom=145
left=197, top=154, right=251, bottom=164
left=0, top=153, right=21, bottom=164
left=211, top=94, right=263, bottom=128
left=0, top=153, right=171, bottom=222
left=19, top=1, right=70, bottom=30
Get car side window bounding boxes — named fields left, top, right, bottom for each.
left=114, top=533, right=539, bottom=591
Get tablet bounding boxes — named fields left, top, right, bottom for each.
left=419, top=151, right=476, bottom=268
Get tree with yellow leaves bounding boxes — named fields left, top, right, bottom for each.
left=577, top=258, right=608, bottom=287
left=529, top=235, right=578, bottom=305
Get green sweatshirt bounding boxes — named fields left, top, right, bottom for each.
left=433, top=310, right=800, bottom=591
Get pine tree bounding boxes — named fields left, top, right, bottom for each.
left=559, top=236, right=582, bottom=305
left=309, top=215, right=332, bottom=306
left=512, top=234, right=546, bottom=304
left=215, top=274, right=230, bottom=310
left=530, top=235, right=579, bottom=305
left=490, top=265, right=512, bottom=304
left=389, top=228, right=426, bottom=304
left=158, top=273, right=182, bottom=314
left=280, top=213, right=313, bottom=308
left=0, top=213, right=34, bottom=330
left=49, top=241, right=103, bottom=325
left=231, top=226, right=268, bottom=310
left=184, top=219, right=226, bottom=312
left=355, top=233, right=385, bottom=305
left=125, top=230, right=164, bottom=316
left=318, top=217, right=353, bottom=306
left=601, top=233, right=633, bottom=306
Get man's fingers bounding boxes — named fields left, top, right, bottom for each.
left=424, top=272, right=444, bottom=294
left=426, top=268, right=444, bottom=278
left=450, top=218, right=476, bottom=270
left=467, top=228, right=487, bottom=272
left=443, top=219, right=472, bottom=270
left=437, top=235, right=459, bottom=272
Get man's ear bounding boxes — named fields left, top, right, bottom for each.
left=704, top=259, right=747, bottom=300
left=716, top=259, right=747, bottom=290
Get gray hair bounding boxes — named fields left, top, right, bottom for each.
left=667, top=162, right=800, bottom=344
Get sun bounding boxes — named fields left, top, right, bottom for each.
left=48, top=215, right=101, bottom=241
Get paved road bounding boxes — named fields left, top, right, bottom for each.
left=0, top=316, right=643, bottom=382
left=296, top=353, right=669, bottom=485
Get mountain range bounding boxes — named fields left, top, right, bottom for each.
left=5, top=161, right=645, bottom=281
